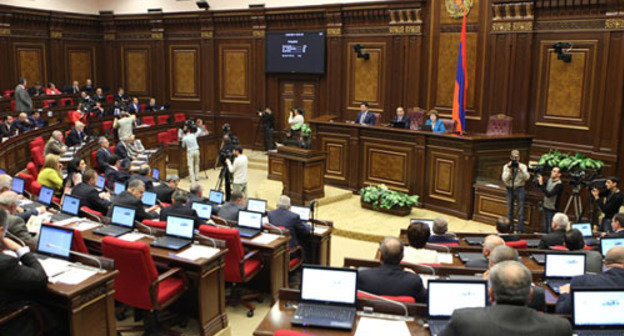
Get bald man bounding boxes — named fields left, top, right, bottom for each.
left=357, top=237, right=427, bottom=302
left=555, top=246, right=624, bottom=314
left=465, top=235, right=505, bottom=269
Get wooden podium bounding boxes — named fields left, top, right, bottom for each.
left=269, top=146, right=326, bottom=205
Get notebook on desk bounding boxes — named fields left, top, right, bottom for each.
left=236, top=210, right=263, bottom=238
left=427, top=280, right=488, bottom=336
left=51, top=195, right=81, bottom=222
left=35, top=224, right=74, bottom=277
left=544, top=253, right=586, bottom=294
left=246, top=198, right=267, bottom=215
left=572, top=288, right=624, bottom=336
left=599, top=237, right=624, bottom=257
left=151, top=215, right=195, bottom=251
left=291, top=205, right=311, bottom=222
left=571, top=222, right=598, bottom=246
left=291, top=265, right=358, bottom=330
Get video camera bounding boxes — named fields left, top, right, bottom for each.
left=509, top=155, right=519, bottom=169
left=182, top=119, right=197, bottom=134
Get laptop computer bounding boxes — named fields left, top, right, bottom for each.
left=191, top=202, right=213, bottom=220
left=152, top=168, right=160, bottom=181
left=458, top=252, right=487, bottom=265
left=151, top=215, right=195, bottom=251
left=11, top=176, right=25, bottom=194
left=526, top=239, right=540, bottom=248
left=599, top=237, right=624, bottom=256
left=236, top=210, right=263, bottom=238
left=427, top=280, right=488, bottom=336
left=464, top=236, right=484, bottom=246
left=113, top=182, right=126, bottom=195
left=141, top=191, right=158, bottom=209
left=291, top=205, right=311, bottom=222
left=246, top=198, right=267, bottom=214
left=291, top=265, right=358, bottom=330
left=51, top=195, right=81, bottom=222
left=35, top=224, right=74, bottom=277
left=410, top=218, right=435, bottom=232
left=93, top=205, right=136, bottom=237
left=571, top=222, right=598, bottom=246
left=22, top=185, right=54, bottom=210
left=572, top=288, right=624, bottom=336
left=209, top=189, right=224, bottom=205
left=544, top=253, right=586, bottom=294
left=531, top=253, right=546, bottom=265
left=419, top=124, right=433, bottom=131
left=95, top=175, right=106, bottom=191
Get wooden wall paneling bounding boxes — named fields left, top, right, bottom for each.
left=218, top=43, right=252, bottom=104
left=121, top=46, right=151, bottom=97
left=609, top=32, right=624, bottom=178
left=345, top=41, right=386, bottom=119
left=360, top=135, right=414, bottom=193
left=325, top=11, right=344, bottom=118
left=169, top=44, right=200, bottom=101
left=404, top=34, right=423, bottom=110
left=66, top=46, right=96, bottom=85
left=507, top=33, right=534, bottom=134
left=200, top=13, right=217, bottom=134
left=14, top=42, right=47, bottom=87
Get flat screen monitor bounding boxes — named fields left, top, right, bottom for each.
left=265, top=31, right=325, bottom=74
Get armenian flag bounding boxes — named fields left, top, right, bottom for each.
left=451, top=1, right=467, bottom=134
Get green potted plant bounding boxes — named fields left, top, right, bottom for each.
left=359, top=184, right=419, bottom=216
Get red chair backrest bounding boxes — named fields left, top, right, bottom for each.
left=27, top=162, right=38, bottom=179
left=274, top=330, right=323, bottom=336
left=435, top=242, right=460, bottom=246
left=17, top=173, right=34, bottom=194
left=486, top=114, right=513, bottom=136
left=199, top=225, right=245, bottom=283
left=71, top=230, right=89, bottom=254
left=167, top=128, right=178, bottom=142
left=91, top=151, right=99, bottom=170
left=31, top=146, right=45, bottom=167
left=140, top=104, right=146, bottom=112
left=157, top=132, right=169, bottom=146
left=81, top=206, right=103, bottom=217
left=505, top=240, right=528, bottom=249
left=3, top=90, right=14, bottom=98
left=357, top=291, right=416, bottom=303
left=102, top=121, right=113, bottom=132
left=157, top=115, right=169, bottom=125
left=441, top=119, right=456, bottom=132
left=551, top=245, right=569, bottom=251
left=109, top=145, right=116, bottom=154
left=30, top=181, right=42, bottom=196
left=10, top=100, right=15, bottom=112
left=142, top=116, right=155, bottom=126
left=61, top=98, right=73, bottom=107
left=372, top=112, right=381, bottom=126
left=101, top=236, right=159, bottom=310
left=142, top=219, right=167, bottom=229
left=174, top=113, right=186, bottom=122
left=408, top=109, right=426, bottom=130
left=106, top=94, right=113, bottom=103
left=29, top=137, right=44, bottom=150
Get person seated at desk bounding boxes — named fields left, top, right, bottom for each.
left=145, top=97, right=161, bottom=112
left=0, top=191, right=39, bottom=245
left=0, top=115, right=16, bottom=138
left=354, top=101, right=376, bottom=126
left=65, top=121, right=87, bottom=148
left=428, top=217, right=459, bottom=244
left=439, top=261, right=572, bottom=336
left=79, top=91, right=93, bottom=108
left=105, top=155, right=129, bottom=189
left=217, top=191, right=246, bottom=222
left=154, top=175, right=180, bottom=204
left=126, top=134, right=145, bottom=158
left=28, top=82, right=44, bottom=97
left=605, top=212, right=624, bottom=238
left=65, top=80, right=81, bottom=94
left=91, top=101, right=106, bottom=118
left=186, top=182, right=208, bottom=204
left=537, top=212, right=568, bottom=250
left=390, top=106, right=410, bottom=129
left=403, top=221, right=439, bottom=264
left=267, top=195, right=311, bottom=250
left=128, top=97, right=141, bottom=114
left=358, top=237, right=427, bottom=302
left=466, top=235, right=505, bottom=269
left=44, top=130, right=67, bottom=156
left=45, top=82, right=61, bottom=95
left=108, top=179, right=158, bottom=222
left=113, top=87, right=129, bottom=105
left=128, top=164, right=154, bottom=192
left=28, top=110, right=46, bottom=129
left=71, top=169, right=111, bottom=214
left=96, top=137, right=113, bottom=171
left=11, top=113, right=33, bottom=134
left=555, top=246, right=624, bottom=314
left=495, top=216, right=519, bottom=242
left=63, top=157, right=85, bottom=190
left=0, top=175, right=12, bottom=193
left=564, top=229, right=603, bottom=273
left=82, top=78, right=94, bottom=93
left=115, top=136, right=134, bottom=163
left=160, top=190, right=202, bottom=228
left=92, top=87, right=105, bottom=103
left=425, top=109, right=446, bottom=133
left=37, top=154, right=64, bottom=196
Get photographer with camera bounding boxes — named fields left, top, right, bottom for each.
left=181, top=120, right=203, bottom=183
left=537, top=167, right=563, bottom=233
left=258, top=107, right=275, bottom=152
left=591, top=177, right=623, bottom=233
left=225, top=146, right=248, bottom=195
left=501, top=150, right=530, bottom=233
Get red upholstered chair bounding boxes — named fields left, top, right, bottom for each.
left=157, top=115, right=169, bottom=125
left=486, top=114, right=513, bottom=136
left=142, top=219, right=167, bottom=229
left=101, top=236, right=188, bottom=334
left=505, top=240, right=528, bottom=249
left=357, top=291, right=416, bottom=303
left=60, top=98, right=73, bottom=107
left=174, top=113, right=186, bottom=122
left=29, top=137, right=44, bottom=150
left=43, top=99, right=55, bottom=108
left=27, top=162, right=39, bottom=179
left=90, top=151, right=99, bottom=171
left=80, top=206, right=103, bottom=222
left=273, top=225, right=304, bottom=272
left=102, top=121, right=113, bottom=135
left=17, top=173, right=34, bottom=195
left=435, top=242, right=460, bottom=247
left=140, top=104, right=146, bottom=112
left=167, top=128, right=178, bottom=143
left=3, top=90, right=14, bottom=98
left=551, top=245, right=569, bottom=251
left=142, top=116, right=156, bottom=126
left=372, top=112, right=381, bottom=126
left=198, top=225, right=264, bottom=317
left=30, top=181, right=42, bottom=199
left=408, top=108, right=426, bottom=130
left=274, top=330, right=323, bottom=336
left=441, top=119, right=456, bottom=133
left=31, top=146, right=45, bottom=168
left=71, top=229, right=89, bottom=254
left=106, top=94, right=113, bottom=103
left=157, top=132, right=169, bottom=146
left=109, top=145, right=116, bottom=154
left=10, top=100, right=15, bottom=112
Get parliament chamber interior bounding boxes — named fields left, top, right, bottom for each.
left=1, top=0, right=624, bottom=335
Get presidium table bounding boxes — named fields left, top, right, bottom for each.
left=269, top=116, right=534, bottom=229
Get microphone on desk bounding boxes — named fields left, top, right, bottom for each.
left=263, top=222, right=286, bottom=236
left=135, top=221, right=155, bottom=236
left=357, top=290, right=412, bottom=320
left=193, top=229, right=218, bottom=248
left=46, top=243, right=105, bottom=273
left=309, top=200, right=317, bottom=234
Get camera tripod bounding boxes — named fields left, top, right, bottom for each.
left=564, top=184, right=584, bottom=222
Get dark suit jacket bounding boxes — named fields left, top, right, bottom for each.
left=108, top=190, right=158, bottom=222
left=538, top=229, right=566, bottom=249
left=65, top=128, right=87, bottom=147
left=555, top=267, right=624, bottom=314
left=391, top=115, right=410, bottom=129
left=500, top=234, right=520, bottom=242
left=217, top=202, right=243, bottom=221
left=115, top=142, right=129, bottom=161
left=146, top=104, right=160, bottom=112
left=105, top=166, right=129, bottom=189
left=267, top=208, right=310, bottom=248
left=0, top=123, right=14, bottom=138
left=71, top=182, right=111, bottom=215
left=159, top=203, right=203, bottom=228
left=128, top=174, right=153, bottom=191
left=0, top=252, right=48, bottom=307
left=113, top=93, right=128, bottom=103
left=128, top=103, right=141, bottom=114
left=439, top=304, right=571, bottom=336
left=28, top=117, right=46, bottom=128
left=96, top=147, right=112, bottom=170
left=428, top=234, right=459, bottom=244
left=92, top=94, right=106, bottom=103
left=464, top=257, right=489, bottom=269
left=357, top=264, right=427, bottom=302
left=354, top=111, right=376, bottom=125
left=607, top=229, right=624, bottom=238
left=154, top=183, right=175, bottom=204
left=11, top=120, right=32, bottom=134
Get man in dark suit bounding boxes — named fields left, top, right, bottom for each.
left=390, top=107, right=410, bottom=129
left=606, top=212, right=624, bottom=238
left=71, top=169, right=111, bottom=214
left=154, top=175, right=180, bottom=204
left=96, top=137, right=113, bottom=171
left=145, top=98, right=160, bottom=112
left=113, top=87, right=128, bottom=105
left=82, top=79, right=94, bottom=93
left=65, top=121, right=87, bottom=148
left=128, top=97, right=141, bottom=114
left=440, top=260, right=572, bottom=336
left=92, top=87, right=106, bottom=103
left=28, top=110, right=47, bottom=129
left=354, top=101, right=376, bottom=126
left=11, top=113, right=33, bottom=134
left=428, top=217, right=459, bottom=244
left=217, top=191, right=245, bottom=221
left=28, top=82, right=44, bottom=96
left=495, top=216, right=519, bottom=241
left=66, top=80, right=81, bottom=94
left=114, top=136, right=133, bottom=162
left=538, top=212, right=568, bottom=249
left=128, top=164, right=154, bottom=191
left=0, top=115, right=15, bottom=138
left=358, top=237, right=427, bottom=302
left=555, top=246, right=624, bottom=314
left=108, top=179, right=158, bottom=222
left=267, top=195, right=310, bottom=249
left=105, top=155, right=129, bottom=189
left=464, top=235, right=505, bottom=269
left=160, top=190, right=203, bottom=228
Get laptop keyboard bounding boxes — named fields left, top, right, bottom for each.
left=156, top=236, right=188, bottom=246
left=576, top=331, right=623, bottom=336
left=237, top=227, right=260, bottom=237
left=296, top=304, right=355, bottom=321
left=546, top=279, right=570, bottom=294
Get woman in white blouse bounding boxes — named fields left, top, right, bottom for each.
left=288, top=108, right=304, bottom=128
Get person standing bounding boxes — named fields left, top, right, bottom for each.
left=501, top=150, right=530, bottom=233
left=591, top=176, right=623, bottom=233
left=113, top=112, right=136, bottom=140
left=225, top=146, right=248, bottom=195
left=259, top=107, right=275, bottom=151
left=288, top=107, right=305, bottom=128
left=538, top=167, right=563, bottom=233
left=181, top=125, right=203, bottom=183
left=14, top=78, right=32, bottom=113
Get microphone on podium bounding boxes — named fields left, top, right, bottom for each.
left=46, top=243, right=105, bottom=273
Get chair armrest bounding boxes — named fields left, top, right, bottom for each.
left=149, top=267, right=188, bottom=310
left=289, top=245, right=302, bottom=256
left=239, top=249, right=262, bottom=277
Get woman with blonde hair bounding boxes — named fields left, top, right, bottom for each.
left=37, top=154, right=64, bottom=195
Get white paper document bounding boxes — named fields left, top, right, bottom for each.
left=252, top=233, right=280, bottom=244
left=438, top=252, right=454, bottom=264
left=175, top=245, right=220, bottom=261
left=118, top=232, right=146, bottom=241
left=312, top=226, right=328, bottom=235
left=53, top=217, right=82, bottom=227
left=50, top=267, right=97, bottom=285
left=72, top=221, right=101, bottom=231
left=38, top=258, right=71, bottom=277
left=19, top=199, right=33, bottom=207
left=354, top=317, right=410, bottom=336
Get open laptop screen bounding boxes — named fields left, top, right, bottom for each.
left=573, top=289, right=624, bottom=328
left=61, top=195, right=80, bottom=215
left=571, top=223, right=592, bottom=237
left=300, top=266, right=357, bottom=306
left=110, top=206, right=136, bottom=228
left=166, top=215, right=194, bottom=239
left=209, top=190, right=224, bottom=204
left=411, top=219, right=435, bottom=232
left=600, top=237, right=624, bottom=256
left=141, top=191, right=157, bottom=207
left=428, top=280, right=488, bottom=318
left=545, top=253, right=586, bottom=278
left=95, top=175, right=106, bottom=190
left=11, top=177, right=24, bottom=194
left=291, top=205, right=311, bottom=221
left=238, top=210, right=262, bottom=230
left=152, top=168, right=159, bottom=180
left=191, top=202, right=212, bottom=220
left=38, top=185, right=54, bottom=205
left=247, top=199, right=267, bottom=214
left=37, top=224, right=74, bottom=259
left=114, top=182, right=126, bottom=195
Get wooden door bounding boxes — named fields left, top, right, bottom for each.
left=279, top=80, right=318, bottom=129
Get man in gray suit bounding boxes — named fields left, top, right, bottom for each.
left=14, top=78, right=32, bottom=113
left=440, top=260, right=572, bottom=336
left=217, top=191, right=246, bottom=221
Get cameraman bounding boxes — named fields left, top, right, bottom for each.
left=258, top=107, right=275, bottom=152
left=591, top=176, right=623, bottom=232
left=501, top=150, right=530, bottom=233
left=181, top=121, right=203, bottom=183
left=225, top=146, right=248, bottom=195
left=538, top=167, right=563, bottom=233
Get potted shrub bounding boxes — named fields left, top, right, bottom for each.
left=359, top=184, right=418, bottom=216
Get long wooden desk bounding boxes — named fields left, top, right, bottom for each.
left=308, top=118, right=533, bottom=222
